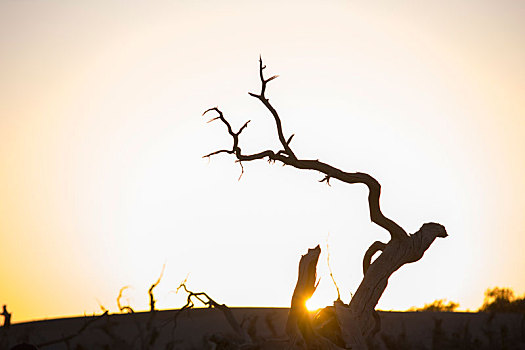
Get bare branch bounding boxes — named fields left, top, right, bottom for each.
left=117, top=286, right=135, bottom=314
left=235, top=159, right=245, bottom=180
left=203, top=149, right=233, bottom=158
left=203, top=107, right=235, bottom=137
left=238, top=120, right=251, bottom=134
left=248, top=57, right=297, bottom=159
left=149, top=264, right=166, bottom=312
left=326, top=235, right=341, bottom=301
left=205, top=59, right=408, bottom=240
left=362, top=241, right=386, bottom=275
left=96, top=299, right=108, bottom=313
left=174, top=282, right=248, bottom=341
left=320, top=175, right=332, bottom=186
left=206, top=116, right=220, bottom=123
left=202, top=107, right=252, bottom=165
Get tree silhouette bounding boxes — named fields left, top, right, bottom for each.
left=204, top=58, right=448, bottom=349
left=480, top=287, right=525, bottom=313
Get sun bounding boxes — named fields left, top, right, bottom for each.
left=305, top=297, right=326, bottom=312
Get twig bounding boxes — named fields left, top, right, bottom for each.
left=326, top=234, right=341, bottom=301
left=174, top=282, right=248, bottom=341
left=149, top=264, right=166, bottom=312
left=117, top=286, right=135, bottom=314
left=96, top=299, right=108, bottom=313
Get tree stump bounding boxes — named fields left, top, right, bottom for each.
left=288, top=222, right=447, bottom=349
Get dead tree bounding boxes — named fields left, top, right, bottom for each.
left=204, top=58, right=448, bottom=349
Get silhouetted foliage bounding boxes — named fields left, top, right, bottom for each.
left=410, top=299, right=459, bottom=312
left=480, top=287, right=525, bottom=313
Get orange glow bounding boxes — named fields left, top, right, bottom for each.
left=306, top=298, right=325, bottom=312
left=1, top=1, right=524, bottom=323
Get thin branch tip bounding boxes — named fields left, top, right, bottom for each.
left=202, top=107, right=219, bottom=116
left=320, top=175, right=332, bottom=186
left=237, top=120, right=251, bottom=134
left=266, top=75, right=279, bottom=82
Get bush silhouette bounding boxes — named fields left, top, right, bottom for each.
left=410, top=299, right=459, bottom=312
left=480, top=287, right=525, bottom=313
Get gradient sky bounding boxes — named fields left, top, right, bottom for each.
left=1, top=0, right=524, bottom=323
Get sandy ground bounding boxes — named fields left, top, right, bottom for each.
left=1, top=308, right=524, bottom=349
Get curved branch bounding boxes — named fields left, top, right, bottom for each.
left=117, top=286, right=135, bottom=314
left=362, top=241, right=387, bottom=275
left=204, top=59, right=408, bottom=240
left=149, top=264, right=165, bottom=312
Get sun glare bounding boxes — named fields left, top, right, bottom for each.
left=305, top=298, right=326, bottom=312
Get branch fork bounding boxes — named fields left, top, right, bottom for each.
left=204, top=57, right=407, bottom=241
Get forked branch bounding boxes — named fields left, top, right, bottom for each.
left=175, top=282, right=248, bottom=341
left=204, top=58, right=408, bottom=240
left=248, top=56, right=296, bottom=159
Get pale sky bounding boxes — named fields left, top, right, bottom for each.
left=1, top=0, right=524, bottom=323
